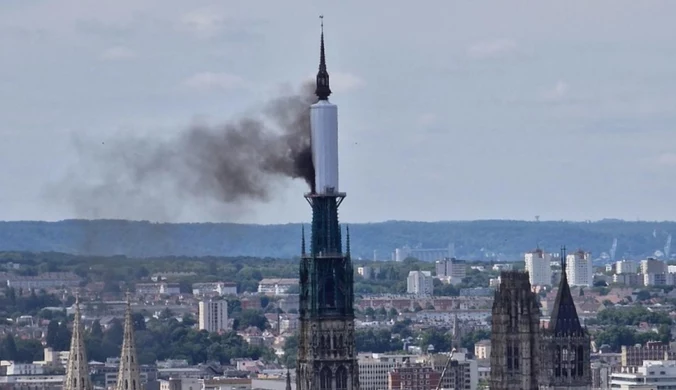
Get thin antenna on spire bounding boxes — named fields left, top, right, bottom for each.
left=561, top=245, right=567, bottom=271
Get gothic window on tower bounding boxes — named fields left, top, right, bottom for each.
left=336, top=366, right=348, bottom=390
left=555, top=346, right=562, bottom=377
left=506, top=345, right=513, bottom=370
left=577, top=345, right=585, bottom=376
left=320, top=367, right=332, bottom=390
left=325, top=270, right=335, bottom=307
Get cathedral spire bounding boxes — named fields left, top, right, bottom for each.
left=549, top=245, right=584, bottom=337
left=64, top=297, right=93, bottom=390
left=115, top=293, right=142, bottom=390
left=315, top=15, right=331, bottom=101
left=285, top=369, right=292, bottom=390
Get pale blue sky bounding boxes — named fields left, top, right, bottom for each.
left=2, top=1, right=676, bottom=223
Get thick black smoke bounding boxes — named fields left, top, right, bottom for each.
left=53, top=82, right=317, bottom=221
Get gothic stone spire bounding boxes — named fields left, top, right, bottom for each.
left=549, top=246, right=584, bottom=337
left=115, top=294, right=142, bottom=390
left=64, top=298, right=93, bottom=390
left=315, top=15, right=331, bottom=100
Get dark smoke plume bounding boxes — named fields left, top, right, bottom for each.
left=52, top=82, right=316, bottom=221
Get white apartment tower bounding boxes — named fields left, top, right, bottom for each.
left=616, top=260, right=637, bottom=274
left=524, top=248, right=552, bottom=286
left=407, top=271, right=433, bottom=296
left=566, top=249, right=593, bottom=287
left=198, top=299, right=229, bottom=333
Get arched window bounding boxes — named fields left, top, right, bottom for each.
left=577, top=345, right=585, bottom=376
left=554, top=346, right=562, bottom=377
left=132, top=380, right=137, bottom=390
left=320, top=367, right=332, bottom=390
left=125, top=379, right=129, bottom=389
left=336, top=366, right=348, bottom=390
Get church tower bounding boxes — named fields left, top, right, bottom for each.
left=296, top=17, right=359, bottom=390
left=115, top=294, right=142, bottom=390
left=490, top=271, right=540, bottom=390
left=64, top=298, right=93, bottom=390
left=539, top=248, right=592, bottom=390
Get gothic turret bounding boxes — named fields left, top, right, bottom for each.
left=489, top=271, right=540, bottom=390
left=64, top=298, right=93, bottom=390
left=538, top=247, right=592, bottom=389
left=115, top=294, right=142, bottom=390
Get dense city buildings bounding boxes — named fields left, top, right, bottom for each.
left=296, top=20, right=359, bottom=390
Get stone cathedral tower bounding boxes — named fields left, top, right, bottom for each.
left=539, top=249, right=592, bottom=390
left=490, top=271, right=541, bottom=390
left=115, top=295, right=142, bottom=390
left=296, top=17, right=359, bottom=390
left=64, top=299, right=93, bottom=390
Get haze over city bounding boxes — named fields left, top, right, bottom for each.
left=2, top=0, right=676, bottom=224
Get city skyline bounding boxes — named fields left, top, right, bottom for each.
left=2, top=1, right=676, bottom=224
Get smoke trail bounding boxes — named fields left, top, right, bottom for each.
left=52, top=82, right=316, bottom=221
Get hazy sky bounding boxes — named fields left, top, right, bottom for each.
left=2, top=1, right=676, bottom=224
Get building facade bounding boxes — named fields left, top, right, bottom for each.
left=407, top=271, right=433, bottom=296
left=611, top=360, right=676, bottom=389
left=489, top=271, right=541, bottom=390
left=296, top=21, right=358, bottom=390
left=616, top=260, right=637, bottom=274
left=566, top=250, right=593, bottom=287
left=524, top=249, right=552, bottom=286
left=198, top=300, right=229, bottom=333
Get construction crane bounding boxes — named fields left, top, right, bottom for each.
left=435, top=348, right=457, bottom=390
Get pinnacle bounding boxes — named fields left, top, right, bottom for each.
left=115, top=296, right=142, bottom=390
left=63, top=299, right=93, bottom=390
